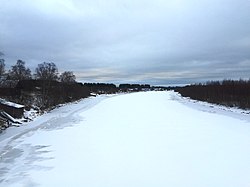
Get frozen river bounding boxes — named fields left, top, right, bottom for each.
left=0, top=91, right=250, bottom=187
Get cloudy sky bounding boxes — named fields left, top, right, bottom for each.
left=1, top=0, right=250, bottom=85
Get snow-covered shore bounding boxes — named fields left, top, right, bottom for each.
left=0, top=91, right=250, bottom=187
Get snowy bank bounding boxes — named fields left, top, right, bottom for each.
left=0, top=91, right=250, bottom=187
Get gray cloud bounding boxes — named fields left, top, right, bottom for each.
left=1, top=0, right=250, bottom=85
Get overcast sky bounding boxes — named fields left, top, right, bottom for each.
left=1, top=0, right=250, bottom=85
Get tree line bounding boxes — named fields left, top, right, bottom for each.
left=0, top=54, right=90, bottom=111
left=84, top=83, right=117, bottom=94
left=0, top=59, right=75, bottom=83
left=174, top=79, right=250, bottom=109
left=119, top=84, right=150, bottom=91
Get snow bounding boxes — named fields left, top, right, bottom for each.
left=0, top=99, right=24, bottom=109
left=0, top=91, right=250, bottom=187
left=0, top=111, right=21, bottom=124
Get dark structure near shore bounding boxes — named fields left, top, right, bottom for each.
left=0, top=99, right=24, bottom=118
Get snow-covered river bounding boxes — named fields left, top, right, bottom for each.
left=0, top=91, right=250, bottom=187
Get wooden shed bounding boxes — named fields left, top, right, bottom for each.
left=0, top=99, right=24, bottom=119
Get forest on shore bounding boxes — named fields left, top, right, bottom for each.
left=174, top=80, right=250, bottom=109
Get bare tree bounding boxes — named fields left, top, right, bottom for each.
left=0, top=59, right=5, bottom=77
left=0, top=52, right=5, bottom=77
left=60, top=71, right=76, bottom=83
left=35, top=62, right=58, bottom=80
left=34, top=62, right=59, bottom=109
left=8, top=60, right=31, bottom=80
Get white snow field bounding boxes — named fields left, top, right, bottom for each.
left=0, top=91, right=250, bottom=187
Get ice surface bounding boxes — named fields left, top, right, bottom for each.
left=0, top=91, right=249, bottom=187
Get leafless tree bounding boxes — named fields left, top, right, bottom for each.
left=60, top=71, right=76, bottom=83
left=0, top=52, right=5, bottom=77
left=0, top=59, right=5, bottom=77
left=8, top=60, right=31, bottom=80
left=35, top=62, right=58, bottom=80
